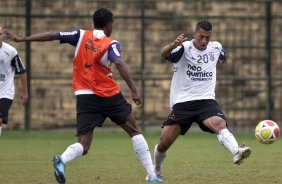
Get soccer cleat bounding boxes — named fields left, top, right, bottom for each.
left=233, top=144, right=251, bottom=165
left=52, top=155, right=66, bottom=184
left=145, top=175, right=164, bottom=183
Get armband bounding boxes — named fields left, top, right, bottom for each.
left=219, top=49, right=226, bottom=60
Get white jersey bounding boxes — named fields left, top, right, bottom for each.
left=0, top=42, right=25, bottom=100
left=168, top=40, right=223, bottom=109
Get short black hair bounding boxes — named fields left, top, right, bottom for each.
left=195, top=20, right=212, bottom=31
left=93, top=8, right=113, bottom=29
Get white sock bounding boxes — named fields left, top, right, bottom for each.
left=0, top=126, right=2, bottom=136
left=131, top=134, right=156, bottom=176
left=154, top=145, right=167, bottom=176
left=217, top=128, right=239, bottom=156
left=154, top=144, right=166, bottom=174
left=60, top=143, right=84, bottom=164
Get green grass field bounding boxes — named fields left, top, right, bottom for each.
left=0, top=129, right=281, bottom=184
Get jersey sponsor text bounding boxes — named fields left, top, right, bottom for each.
left=186, top=64, right=213, bottom=81
left=85, top=38, right=102, bottom=54
left=59, top=30, right=78, bottom=36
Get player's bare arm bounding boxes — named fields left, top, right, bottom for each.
left=160, top=33, right=188, bottom=58
left=0, top=26, right=4, bottom=42
left=4, top=30, right=58, bottom=42
left=19, top=73, right=28, bottom=105
left=114, top=58, right=142, bottom=105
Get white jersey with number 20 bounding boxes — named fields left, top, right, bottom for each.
left=169, top=40, right=222, bottom=109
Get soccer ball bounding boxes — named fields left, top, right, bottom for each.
left=255, top=120, right=280, bottom=144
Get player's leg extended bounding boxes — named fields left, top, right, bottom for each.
left=52, top=132, right=91, bottom=184
left=154, top=124, right=181, bottom=177
left=202, top=116, right=251, bottom=164
left=119, top=113, right=163, bottom=183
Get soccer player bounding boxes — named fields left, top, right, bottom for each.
left=0, top=26, right=28, bottom=136
left=5, top=8, right=163, bottom=183
left=153, top=20, right=251, bottom=178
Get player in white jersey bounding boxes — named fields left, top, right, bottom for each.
left=152, top=21, right=251, bottom=179
left=0, top=26, right=28, bottom=136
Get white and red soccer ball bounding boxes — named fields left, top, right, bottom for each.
left=255, top=120, right=280, bottom=144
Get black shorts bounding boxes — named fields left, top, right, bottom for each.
left=163, top=99, right=226, bottom=135
left=76, top=93, right=132, bottom=136
left=0, top=98, right=13, bottom=124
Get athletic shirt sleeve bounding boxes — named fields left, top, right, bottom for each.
left=219, top=48, right=226, bottom=61
left=11, top=54, right=26, bottom=74
left=165, top=45, right=184, bottom=63
left=108, top=41, right=122, bottom=62
left=56, top=29, right=80, bottom=46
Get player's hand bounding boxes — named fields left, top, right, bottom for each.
left=131, top=90, right=142, bottom=105
left=21, top=91, right=28, bottom=106
left=170, top=33, right=188, bottom=49
left=3, top=30, right=24, bottom=42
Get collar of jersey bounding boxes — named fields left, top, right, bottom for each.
left=93, top=30, right=106, bottom=39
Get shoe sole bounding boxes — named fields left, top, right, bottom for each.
left=146, top=179, right=164, bottom=183
left=234, top=148, right=251, bottom=165
left=145, top=175, right=164, bottom=183
left=53, top=157, right=66, bottom=184
left=54, top=171, right=66, bottom=184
